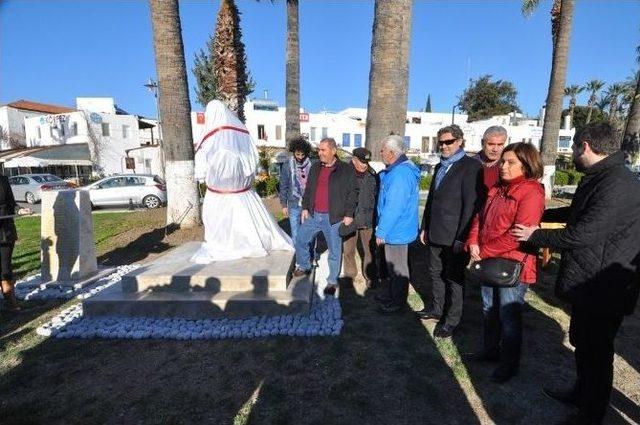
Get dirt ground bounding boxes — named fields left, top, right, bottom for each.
left=0, top=199, right=638, bottom=425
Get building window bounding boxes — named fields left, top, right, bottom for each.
left=257, top=124, right=266, bottom=140
left=71, top=122, right=78, bottom=136
left=101, top=123, right=110, bottom=136
left=275, top=125, right=282, bottom=141
left=422, top=136, right=429, bottom=152
left=122, top=125, right=130, bottom=139
left=403, top=136, right=411, bottom=149
left=411, top=117, right=422, bottom=124
left=431, top=137, right=438, bottom=152
left=310, top=127, right=316, bottom=141
left=558, top=136, right=572, bottom=149
left=342, top=133, right=351, bottom=147
left=37, top=126, right=42, bottom=139
left=354, top=134, right=362, bottom=147
left=59, top=124, right=65, bottom=137
left=321, top=127, right=328, bottom=138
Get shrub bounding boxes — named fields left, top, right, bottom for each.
left=420, top=175, right=432, bottom=190
left=254, top=175, right=279, bottom=197
left=554, top=170, right=569, bottom=186
left=567, top=170, right=583, bottom=185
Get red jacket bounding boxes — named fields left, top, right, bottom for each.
left=467, top=178, right=545, bottom=284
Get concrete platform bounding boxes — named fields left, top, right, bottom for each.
left=18, top=267, right=117, bottom=290
left=84, top=243, right=315, bottom=319
left=83, top=274, right=313, bottom=319
left=121, top=242, right=293, bottom=293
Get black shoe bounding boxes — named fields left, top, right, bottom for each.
left=365, top=279, right=378, bottom=289
left=554, top=413, right=598, bottom=425
left=542, top=386, right=579, bottom=407
left=491, top=364, right=518, bottom=383
left=378, top=303, right=406, bottom=314
left=466, top=351, right=500, bottom=363
left=292, top=268, right=310, bottom=278
left=433, top=323, right=455, bottom=339
left=416, top=309, right=441, bottom=322
left=323, top=284, right=337, bottom=296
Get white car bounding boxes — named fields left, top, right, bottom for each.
left=9, top=174, right=75, bottom=204
left=83, top=174, right=166, bottom=209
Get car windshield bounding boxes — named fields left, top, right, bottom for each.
left=31, top=175, right=63, bottom=183
left=153, top=176, right=165, bottom=184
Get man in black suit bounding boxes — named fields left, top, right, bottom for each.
left=417, top=124, right=483, bottom=338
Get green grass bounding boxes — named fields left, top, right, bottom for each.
left=12, top=212, right=153, bottom=279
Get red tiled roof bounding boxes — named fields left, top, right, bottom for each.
left=6, top=99, right=76, bottom=114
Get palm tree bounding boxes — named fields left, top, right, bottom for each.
left=523, top=0, right=575, bottom=199
left=623, top=46, right=640, bottom=166
left=604, top=83, right=625, bottom=128
left=584, top=79, right=605, bottom=124
left=564, top=84, right=583, bottom=128
left=285, top=0, right=300, bottom=141
left=365, top=0, right=413, bottom=161
left=149, top=0, right=201, bottom=228
left=213, top=0, right=251, bottom=122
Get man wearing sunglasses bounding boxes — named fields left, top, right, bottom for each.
left=417, top=124, right=483, bottom=338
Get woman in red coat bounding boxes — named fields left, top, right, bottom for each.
left=467, top=142, right=545, bottom=383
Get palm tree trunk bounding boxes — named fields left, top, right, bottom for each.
left=623, top=76, right=640, bottom=166
left=540, top=0, right=574, bottom=198
left=285, top=0, right=300, bottom=142
left=150, top=0, right=201, bottom=228
left=585, top=95, right=595, bottom=124
left=365, top=0, right=413, bottom=161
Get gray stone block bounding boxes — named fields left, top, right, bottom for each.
left=121, top=242, right=294, bottom=293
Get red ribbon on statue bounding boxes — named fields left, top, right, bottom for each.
left=194, top=125, right=250, bottom=153
left=207, top=185, right=252, bottom=194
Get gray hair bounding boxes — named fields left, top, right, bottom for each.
left=482, top=126, right=508, bottom=142
left=382, top=135, right=405, bottom=155
left=319, top=137, right=337, bottom=149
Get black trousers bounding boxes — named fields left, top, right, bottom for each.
left=426, top=244, right=467, bottom=327
left=0, top=241, right=14, bottom=281
left=569, top=304, right=623, bottom=424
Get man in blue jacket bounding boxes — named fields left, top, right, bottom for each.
left=375, top=135, right=420, bottom=313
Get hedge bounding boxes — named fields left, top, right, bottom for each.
left=420, top=175, right=432, bottom=190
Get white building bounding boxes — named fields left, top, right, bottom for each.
left=191, top=99, right=575, bottom=165
left=13, top=97, right=162, bottom=180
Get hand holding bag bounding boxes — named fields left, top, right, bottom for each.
left=466, top=255, right=528, bottom=288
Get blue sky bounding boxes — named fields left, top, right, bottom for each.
left=1, top=1, right=638, bottom=119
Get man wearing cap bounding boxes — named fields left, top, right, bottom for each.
left=342, top=147, right=379, bottom=288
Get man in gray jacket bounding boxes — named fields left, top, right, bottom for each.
left=342, top=147, right=379, bottom=288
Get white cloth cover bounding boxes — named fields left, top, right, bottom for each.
left=190, top=100, right=293, bottom=263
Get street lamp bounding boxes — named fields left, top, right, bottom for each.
left=144, top=77, right=166, bottom=179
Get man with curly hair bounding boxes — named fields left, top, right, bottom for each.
left=279, top=135, right=314, bottom=244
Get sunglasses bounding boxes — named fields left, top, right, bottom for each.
left=438, top=138, right=459, bottom=146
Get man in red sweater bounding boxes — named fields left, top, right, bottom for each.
left=474, top=126, right=507, bottom=192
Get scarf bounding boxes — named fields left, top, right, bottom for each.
left=291, top=156, right=311, bottom=204
left=434, top=148, right=466, bottom=190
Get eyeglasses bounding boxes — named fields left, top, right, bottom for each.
left=438, top=138, right=459, bottom=146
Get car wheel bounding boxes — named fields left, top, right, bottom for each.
left=143, top=195, right=161, bottom=209
left=25, top=192, right=36, bottom=204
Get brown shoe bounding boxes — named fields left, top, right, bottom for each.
left=292, top=268, right=310, bottom=278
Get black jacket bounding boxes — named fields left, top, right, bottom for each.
left=302, top=159, right=359, bottom=224
left=531, top=151, right=640, bottom=316
left=421, top=155, right=483, bottom=247
left=351, top=163, right=378, bottom=229
left=0, top=175, right=17, bottom=243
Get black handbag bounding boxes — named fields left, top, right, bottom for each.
left=466, top=256, right=528, bottom=288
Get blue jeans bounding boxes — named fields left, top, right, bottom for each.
left=295, top=212, right=342, bottom=285
left=481, top=282, right=528, bottom=366
left=288, top=205, right=302, bottom=244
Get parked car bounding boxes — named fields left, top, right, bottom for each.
left=83, top=174, right=166, bottom=209
left=8, top=174, right=75, bottom=204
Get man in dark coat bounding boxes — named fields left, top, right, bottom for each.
left=341, top=147, right=379, bottom=288
left=294, top=137, right=359, bottom=296
left=417, top=124, right=483, bottom=338
left=513, top=123, right=640, bottom=425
